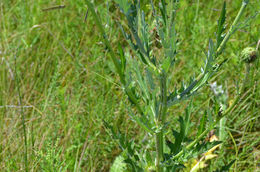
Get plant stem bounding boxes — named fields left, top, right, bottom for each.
left=15, top=56, right=28, bottom=172
left=172, top=0, right=248, bottom=106
left=193, top=1, right=248, bottom=83
left=156, top=72, right=168, bottom=172
left=216, top=1, right=248, bottom=56
left=171, top=62, right=250, bottom=161
left=156, top=131, right=163, bottom=172
left=160, top=73, right=168, bottom=123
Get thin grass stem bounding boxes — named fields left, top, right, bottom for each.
left=15, top=56, right=28, bottom=172
left=216, top=1, right=249, bottom=56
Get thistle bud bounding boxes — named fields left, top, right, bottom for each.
left=240, top=47, right=258, bottom=63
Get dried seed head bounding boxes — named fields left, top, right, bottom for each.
left=241, top=47, right=258, bottom=63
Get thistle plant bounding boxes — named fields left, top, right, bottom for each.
left=85, top=0, right=252, bottom=171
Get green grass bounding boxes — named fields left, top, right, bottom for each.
left=0, top=0, right=259, bottom=171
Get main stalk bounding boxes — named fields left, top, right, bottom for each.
left=156, top=72, right=168, bottom=171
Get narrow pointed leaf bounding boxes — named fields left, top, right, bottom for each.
left=216, top=2, right=226, bottom=49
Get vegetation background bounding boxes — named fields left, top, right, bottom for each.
left=0, top=0, right=259, bottom=171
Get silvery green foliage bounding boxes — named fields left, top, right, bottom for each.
left=108, top=1, right=228, bottom=170
left=85, top=0, right=249, bottom=171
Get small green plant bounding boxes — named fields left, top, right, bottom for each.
left=85, top=0, right=254, bottom=171
left=35, top=138, right=68, bottom=172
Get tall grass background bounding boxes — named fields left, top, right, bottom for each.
left=0, top=0, right=259, bottom=171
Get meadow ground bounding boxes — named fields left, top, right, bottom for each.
left=0, top=0, right=259, bottom=171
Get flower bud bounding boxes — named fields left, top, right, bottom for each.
left=241, top=47, right=258, bottom=63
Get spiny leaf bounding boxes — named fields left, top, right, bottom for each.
left=124, top=3, right=149, bottom=59
left=167, top=39, right=216, bottom=107
left=167, top=78, right=198, bottom=106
